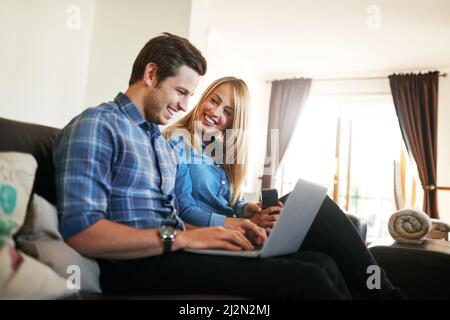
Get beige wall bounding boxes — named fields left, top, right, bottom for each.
left=0, top=0, right=95, bottom=128
left=0, top=0, right=193, bottom=128
left=84, top=0, right=192, bottom=108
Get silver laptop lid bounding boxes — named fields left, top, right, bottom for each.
left=260, top=179, right=327, bottom=258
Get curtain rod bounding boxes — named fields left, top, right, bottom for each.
left=266, top=72, right=448, bottom=83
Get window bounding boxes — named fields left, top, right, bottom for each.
left=278, top=95, right=422, bottom=241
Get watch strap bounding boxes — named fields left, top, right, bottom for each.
left=163, top=238, right=172, bottom=254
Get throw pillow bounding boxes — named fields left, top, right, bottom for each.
left=0, top=152, right=37, bottom=238
left=0, top=152, right=72, bottom=299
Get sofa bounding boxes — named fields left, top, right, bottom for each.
left=1, top=116, right=369, bottom=299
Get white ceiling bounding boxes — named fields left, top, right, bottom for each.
left=207, top=0, right=450, bottom=78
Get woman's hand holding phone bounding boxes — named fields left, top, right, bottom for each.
left=244, top=201, right=284, bottom=229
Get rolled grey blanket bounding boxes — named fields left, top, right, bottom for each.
left=388, top=208, right=431, bottom=244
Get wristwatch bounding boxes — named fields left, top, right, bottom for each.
left=159, top=225, right=177, bottom=254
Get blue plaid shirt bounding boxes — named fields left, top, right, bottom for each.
left=54, top=93, right=184, bottom=240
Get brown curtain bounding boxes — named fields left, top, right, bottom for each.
left=389, top=71, right=439, bottom=218
left=262, top=78, right=312, bottom=188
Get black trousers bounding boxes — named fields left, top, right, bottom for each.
left=98, top=196, right=403, bottom=299
left=299, top=196, right=403, bottom=299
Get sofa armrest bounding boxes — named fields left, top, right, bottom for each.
left=369, top=238, right=450, bottom=299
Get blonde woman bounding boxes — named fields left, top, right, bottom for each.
left=165, top=77, right=280, bottom=229
left=165, top=76, right=404, bottom=299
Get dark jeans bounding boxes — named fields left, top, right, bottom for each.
left=99, top=250, right=350, bottom=299
left=98, top=196, right=403, bottom=299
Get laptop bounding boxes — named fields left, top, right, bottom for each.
left=185, top=178, right=327, bottom=258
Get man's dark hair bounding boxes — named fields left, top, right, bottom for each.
left=129, top=32, right=207, bottom=86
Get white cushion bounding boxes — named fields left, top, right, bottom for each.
left=0, top=239, right=71, bottom=299
left=17, top=194, right=102, bottom=293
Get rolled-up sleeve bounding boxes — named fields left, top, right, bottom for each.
left=53, top=112, right=114, bottom=240
left=233, top=199, right=247, bottom=218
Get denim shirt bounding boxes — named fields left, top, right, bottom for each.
left=170, top=136, right=247, bottom=227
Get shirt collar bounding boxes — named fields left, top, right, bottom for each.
left=115, top=92, right=161, bottom=137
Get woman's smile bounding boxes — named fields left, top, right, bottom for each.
left=203, top=114, right=218, bottom=127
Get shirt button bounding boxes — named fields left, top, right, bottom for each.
left=221, top=180, right=225, bottom=185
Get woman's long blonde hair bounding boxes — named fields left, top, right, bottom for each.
left=164, top=77, right=250, bottom=205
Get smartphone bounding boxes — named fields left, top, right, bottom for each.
left=261, top=188, right=279, bottom=210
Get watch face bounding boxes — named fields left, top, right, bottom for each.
left=160, top=226, right=176, bottom=240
